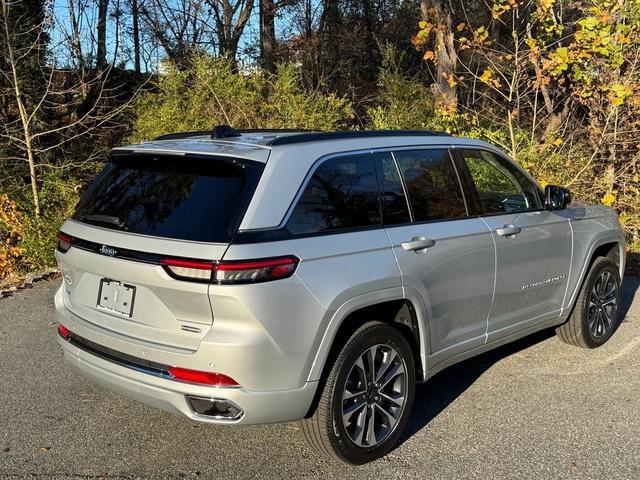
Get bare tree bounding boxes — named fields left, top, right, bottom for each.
left=96, top=0, right=110, bottom=68
left=1, top=0, right=148, bottom=217
left=206, top=0, right=254, bottom=64
left=130, top=0, right=141, bottom=75
left=140, top=0, right=216, bottom=67
left=259, top=0, right=276, bottom=72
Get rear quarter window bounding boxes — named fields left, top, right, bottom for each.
left=73, top=154, right=263, bottom=242
left=286, top=153, right=382, bottom=235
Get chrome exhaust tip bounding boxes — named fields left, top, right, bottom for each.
left=186, top=395, right=244, bottom=420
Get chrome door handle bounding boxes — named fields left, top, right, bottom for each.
left=496, top=225, right=521, bottom=237
left=401, top=236, right=436, bottom=252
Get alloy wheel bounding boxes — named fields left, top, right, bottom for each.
left=341, top=344, right=408, bottom=448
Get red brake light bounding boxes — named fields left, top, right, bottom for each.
left=168, top=366, right=240, bottom=387
left=57, top=323, right=70, bottom=339
left=161, top=258, right=214, bottom=282
left=57, top=232, right=73, bottom=253
left=161, top=255, right=299, bottom=284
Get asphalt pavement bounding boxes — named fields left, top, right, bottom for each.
left=1, top=277, right=639, bottom=479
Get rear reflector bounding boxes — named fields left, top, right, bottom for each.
left=161, top=255, right=299, bottom=284
left=57, top=323, right=70, bottom=339
left=57, top=232, right=73, bottom=253
left=168, top=366, right=240, bottom=387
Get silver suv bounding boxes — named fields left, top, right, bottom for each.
left=55, top=127, right=625, bottom=464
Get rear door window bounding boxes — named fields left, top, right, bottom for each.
left=286, top=153, right=382, bottom=235
left=393, top=149, right=468, bottom=221
left=73, top=155, right=263, bottom=243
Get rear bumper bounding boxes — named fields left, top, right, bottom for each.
left=53, top=280, right=318, bottom=425
left=57, top=333, right=317, bottom=425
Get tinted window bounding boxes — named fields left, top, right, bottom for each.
left=460, top=150, right=541, bottom=214
left=287, top=154, right=381, bottom=235
left=73, top=155, right=263, bottom=242
left=394, top=149, right=467, bottom=221
left=375, top=153, right=411, bottom=225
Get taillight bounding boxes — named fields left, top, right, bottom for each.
left=168, top=366, right=240, bottom=387
left=57, top=232, right=73, bottom=253
left=57, top=323, right=70, bottom=339
left=161, top=255, right=299, bottom=284
left=213, top=256, right=299, bottom=284
left=161, top=257, right=214, bottom=282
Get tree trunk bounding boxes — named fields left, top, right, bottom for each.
left=96, top=0, right=109, bottom=68
left=420, top=0, right=457, bottom=112
left=1, top=1, right=40, bottom=217
left=320, top=0, right=341, bottom=82
left=259, top=0, right=276, bottom=73
left=131, top=0, right=140, bottom=75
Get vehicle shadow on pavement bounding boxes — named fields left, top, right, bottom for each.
left=398, top=328, right=555, bottom=447
left=398, top=271, right=640, bottom=448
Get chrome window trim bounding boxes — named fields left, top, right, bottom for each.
left=264, top=143, right=465, bottom=232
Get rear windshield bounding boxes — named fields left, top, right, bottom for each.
left=72, top=154, right=263, bottom=243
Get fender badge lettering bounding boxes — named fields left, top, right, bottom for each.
left=522, top=275, right=567, bottom=291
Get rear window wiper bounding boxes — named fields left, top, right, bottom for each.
left=81, top=214, right=128, bottom=230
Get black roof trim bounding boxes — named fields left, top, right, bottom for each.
left=153, top=128, right=311, bottom=141
left=266, top=130, right=451, bottom=146
left=153, top=130, right=211, bottom=140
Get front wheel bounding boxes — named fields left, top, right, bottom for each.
left=556, top=257, right=622, bottom=348
left=300, top=321, right=415, bottom=464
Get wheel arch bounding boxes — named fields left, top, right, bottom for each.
left=306, top=289, right=429, bottom=386
left=564, top=234, right=624, bottom=314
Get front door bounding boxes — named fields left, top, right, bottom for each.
left=456, top=148, right=572, bottom=342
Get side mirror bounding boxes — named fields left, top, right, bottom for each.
left=545, top=185, right=571, bottom=210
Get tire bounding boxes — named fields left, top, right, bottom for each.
left=300, top=321, right=415, bottom=464
left=556, top=257, right=622, bottom=348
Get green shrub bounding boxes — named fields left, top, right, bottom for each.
left=130, top=56, right=352, bottom=142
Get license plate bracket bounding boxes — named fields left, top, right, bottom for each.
left=97, top=279, right=136, bottom=317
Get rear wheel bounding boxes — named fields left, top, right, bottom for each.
left=300, top=322, right=415, bottom=464
left=556, top=257, right=621, bottom=348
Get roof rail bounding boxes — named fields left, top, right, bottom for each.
left=266, top=130, right=451, bottom=146
left=153, top=127, right=311, bottom=142
left=153, top=130, right=211, bottom=141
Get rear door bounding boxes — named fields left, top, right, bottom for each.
left=56, top=153, right=263, bottom=351
left=455, top=148, right=572, bottom=341
left=381, top=148, right=495, bottom=366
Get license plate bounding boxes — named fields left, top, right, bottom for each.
left=97, top=279, right=136, bottom=317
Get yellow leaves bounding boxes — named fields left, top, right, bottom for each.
left=456, top=23, right=466, bottom=32
left=446, top=74, right=457, bottom=88
left=553, top=138, right=563, bottom=146
left=608, top=83, right=632, bottom=106
left=474, top=26, right=489, bottom=44
left=479, top=69, right=501, bottom=88
left=491, top=3, right=511, bottom=19
left=479, top=69, right=492, bottom=83
left=601, top=193, right=616, bottom=206
left=0, top=194, right=24, bottom=282
left=539, top=179, right=549, bottom=188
